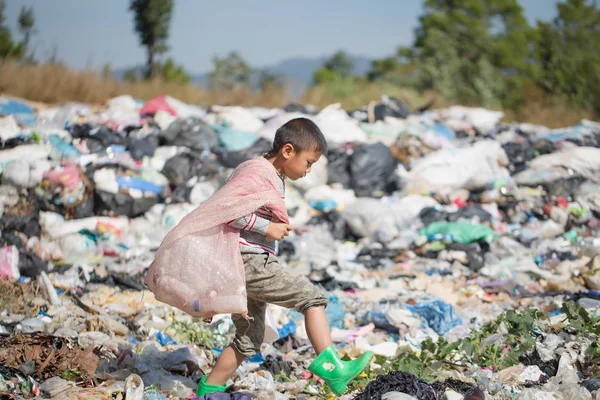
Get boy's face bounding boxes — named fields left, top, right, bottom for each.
left=280, top=144, right=322, bottom=181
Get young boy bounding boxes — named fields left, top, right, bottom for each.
left=196, top=118, right=373, bottom=396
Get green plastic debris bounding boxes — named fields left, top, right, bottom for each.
left=565, top=229, right=578, bottom=243
left=420, top=221, right=498, bottom=244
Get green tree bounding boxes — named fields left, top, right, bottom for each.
left=535, top=0, right=600, bottom=114
left=324, top=50, right=353, bottom=76
left=18, top=6, right=35, bottom=59
left=402, top=0, right=536, bottom=107
left=367, top=56, right=400, bottom=81
left=159, top=57, right=191, bottom=84
left=313, top=50, right=354, bottom=85
left=129, top=0, right=173, bottom=79
left=0, top=0, right=22, bottom=58
left=209, top=51, right=252, bottom=90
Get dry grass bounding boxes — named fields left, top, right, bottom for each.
left=0, top=60, right=291, bottom=107
left=0, top=60, right=595, bottom=128
left=501, top=84, right=595, bottom=128
left=302, top=81, right=448, bottom=111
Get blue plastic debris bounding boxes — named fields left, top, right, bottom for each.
left=116, top=176, right=163, bottom=195
left=277, top=320, right=297, bottom=338
left=247, top=353, right=264, bottom=363
left=48, top=134, right=81, bottom=160
left=361, top=311, right=399, bottom=333
left=155, top=331, right=177, bottom=346
left=406, top=299, right=462, bottom=335
left=308, top=200, right=338, bottom=212
left=213, top=123, right=257, bottom=152
left=432, top=122, right=455, bottom=141
left=0, top=97, right=36, bottom=126
left=325, top=293, right=346, bottom=330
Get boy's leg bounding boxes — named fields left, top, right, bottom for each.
left=305, top=306, right=332, bottom=354
left=204, top=346, right=246, bottom=386
left=242, top=253, right=372, bottom=396
left=205, top=297, right=266, bottom=386
left=242, top=253, right=332, bottom=353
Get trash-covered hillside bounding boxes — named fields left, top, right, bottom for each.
left=0, top=94, right=599, bottom=400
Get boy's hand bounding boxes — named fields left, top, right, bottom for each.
left=266, top=222, right=292, bottom=241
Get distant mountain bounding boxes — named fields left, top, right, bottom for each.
left=260, top=54, right=372, bottom=88
left=113, top=54, right=373, bottom=94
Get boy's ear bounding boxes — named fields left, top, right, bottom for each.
left=281, top=143, right=296, bottom=159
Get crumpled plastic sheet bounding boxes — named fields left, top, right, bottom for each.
left=355, top=371, right=437, bottom=400
left=405, top=299, right=462, bottom=335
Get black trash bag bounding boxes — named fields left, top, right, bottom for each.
left=431, top=378, right=476, bottom=396
left=351, top=97, right=409, bottom=123
left=87, top=127, right=126, bottom=153
left=356, top=371, right=437, bottom=400
left=283, top=103, right=318, bottom=115
left=373, top=97, right=409, bottom=121
left=533, top=139, right=557, bottom=155
left=277, top=240, right=295, bottom=260
left=162, top=153, right=219, bottom=187
left=1, top=136, right=35, bottom=150
left=446, top=243, right=486, bottom=272
left=18, top=250, right=48, bottom=278
left=419, top=205, right=492, bottom=226
left=310, top=274, right=358, bottom=291
left=261, top=355, right=293, bottom=377
left=68, top=123, right=96, bottom=139
left=419, top=207, right=447, bottom=226
left=111, top=273, right=145, bottom=291
left=327, top=147, right=352, bottom=187
left=582, top=378, right=600, bottom=393
left=159, top=118, right=218, bottom=153
left=0, top=213, right=41, bottom=238
left=171, top=185, right=193, bottom=203
left=69, top=123, right=126, bottom=153
left=306, top=211, right=350, bottom=241
left=70, top=194, right=95, bottom=219
left=349, top=143, right=397, bottom=197
left=519, top=347, right=559, bottom=377
left=502, top=141, right=536, bottom=174
left=283, top=103, right=307, bottom=113
left=273, top=334, right=309, bottom=353
left=127, top=135, right=159, bottom=161
left=94, top=190, right=158, bottom=218
left=0, top=231, right=23, bottom=247
left=215, top=138, right=272, bottom=169
left=448, top=205, right=493, bottom=223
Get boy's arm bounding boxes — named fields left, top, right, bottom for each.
left=227, top=213, right=270, bottom=236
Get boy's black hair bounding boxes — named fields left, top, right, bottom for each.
left=265, top=118, right=328, bottom=158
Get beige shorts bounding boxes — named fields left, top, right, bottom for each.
left=231, top=252, right=328, bottom=357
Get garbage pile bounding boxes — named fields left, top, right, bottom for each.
left=0, top=94, right=599, bottom=399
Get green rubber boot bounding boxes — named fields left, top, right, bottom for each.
left=308, top=344, right=374, bottom=396
left=196, top=375, right=227, bottom=396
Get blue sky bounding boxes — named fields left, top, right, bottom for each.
left=5, top=0, right=561, bottom=74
